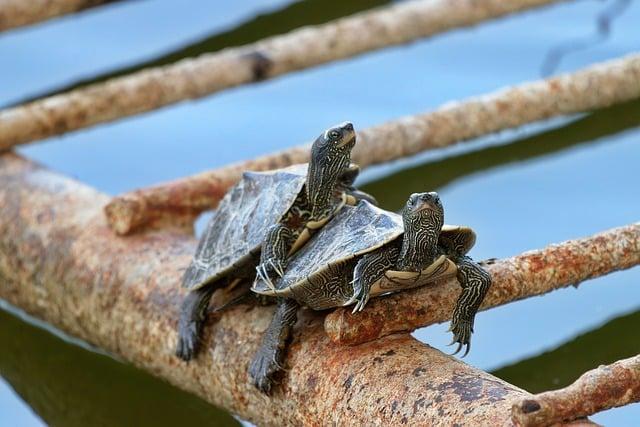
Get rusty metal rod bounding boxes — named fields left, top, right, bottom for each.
left=0, top=152, right=599, bottom=426
left=104, top=53, right=640, bottom=235
left=0, top=0, right=120, bottom=32
left=324, top=222, right=640, bottom=345
left=0, top=0, right=570, bottom=149
left=512, top=355, right=640, bottom=426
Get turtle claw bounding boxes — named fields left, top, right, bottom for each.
left=256, top=264, right=277, bottom=291
left=248, top=349, right=283, bottom=395
left=348, top=281, right=370, bottom=314
left=448, top=319, right=473, bottom=358
left=269, top=259, right=285, bottom=278
left=175, top=321, right=199, bottom=361
left=450, top=342, right=463, bottom=356
left=255, top=259, right=286, bottom=292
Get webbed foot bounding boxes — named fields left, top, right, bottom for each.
left=248, top=348, right=284, bottom=394
left=346, top=277, right=371, bottom=313
left=175, top=286, right=214, bottom=361
left=448, top=255, right=491, bottom=358
left=346, top=246, right=398, bottom=313
left=176, top=321, right=200, bottom=361
left=248, top=298, right=298, bottom=394
left=257, top=223, right=295, bottom=291
left=448, top=319, right=473, bottom=357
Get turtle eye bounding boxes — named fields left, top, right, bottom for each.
left=329, top=130, right=341, bottom=140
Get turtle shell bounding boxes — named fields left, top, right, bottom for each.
left=253, top=201, right=476, bottom=310
left=440, top=224, right=476, bottom=255
left=252, top=201, right=403, bottom=297
left=182, top=164, right=308, bottom=290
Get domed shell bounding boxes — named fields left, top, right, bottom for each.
left=440, top=224, right=476, bottom=255
left=252, top=201, right=403, bottom=296
left=253, top=201, right=477, bottom=309
left=182, top=164, right=308, bottom=290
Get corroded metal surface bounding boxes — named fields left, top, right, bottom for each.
left=0, top=152, right=553, bottom=426
left=0, top=0, right=118, bottom=32
left=512, top=354, right=640, bottom=426
left=0, top=0, right=568, bottom=148
left=104, top=54, right=640, bottom=234
left=325, top=223, right=640, bottom=345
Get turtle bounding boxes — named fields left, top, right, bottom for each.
left=249, top=192, right=492, bottom=393
left=176, top=122, right=375, bottom=361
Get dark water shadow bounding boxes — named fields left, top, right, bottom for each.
left=5, top=0, right=389, bottom=108
left=362, top=97, right=640, bottom=210
left=0, top=306, right=239, bottom=427
left=491, top=308, right=640, bottom=393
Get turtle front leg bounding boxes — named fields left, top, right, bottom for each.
left=338, top=164, right=378, bottom=206
left=347, top=245, right=400, bottom=312
left=248, top=298, right=299, bottom=394
left=256, top=223, right=295, bottom=289
left=176, top=285, right=215, bottom=361
left=449, top=256, right=492, bottom=357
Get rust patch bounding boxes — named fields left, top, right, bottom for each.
left=413, top=367, right=427, bottom=377
left=521, top=399, right=541, bottom=414
left=242, top=51, right=273, bottom=81
left=439, top=374, right=509, bottom=403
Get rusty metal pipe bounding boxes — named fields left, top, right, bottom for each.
left=104, top=53, right=640, bottom=234
left=0, top=0, right=120, bottom=33
left=512, top=354, right=640, bottom=426
left=325, top=223, right=640, bottom=345
left=0, top=0, right=570, bottom=149
left=0, top=152, right=594, bottom=426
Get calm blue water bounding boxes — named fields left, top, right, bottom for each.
left=1, top=0, right=639, bottom=425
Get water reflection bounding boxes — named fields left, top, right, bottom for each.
left=541, top=0, right=632, bottom=76
left=362, top=98, right=640, bottom=210
left=0, top=307, right=239, bottom=427
left=6, top=0, right=389, bottom=107
left=2, top=0, right=640, bottom=424
left=492, top=308, right=640, bottom=393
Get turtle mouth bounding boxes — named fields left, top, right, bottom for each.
left=336, top=133, right=356, bottom=148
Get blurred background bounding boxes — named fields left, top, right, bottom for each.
left=1, top=0, right=639, bottom=425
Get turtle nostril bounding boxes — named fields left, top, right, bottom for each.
left=343, top=122, right=354, bottom=131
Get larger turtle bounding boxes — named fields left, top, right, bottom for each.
left=176, top=122, right=371, bottom=360
left=249, top=192, right=491, bottom=393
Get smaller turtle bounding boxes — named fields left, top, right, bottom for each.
left=176, top=122, right=374, bottom=361
left=249, top=192, right=491, bottom=393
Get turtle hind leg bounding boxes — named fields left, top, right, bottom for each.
left=347, top=245, right=399, bottom=312
left=175, top=285, right=215, bottom=361
left=256, top=223, right=295, bottom=288
left=449, top=256, right=492, bottom=357
left=248, top=298, right=299, bottom=394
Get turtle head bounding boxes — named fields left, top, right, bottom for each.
left=398, top=192, right=444, bottom=271
left=322, top=121, right=356, bottom=150
left=403, top=192, right=444, bottom=229
left=307, top=122, right=357, bottom=218
left=310, top=122, right=356, bottom=165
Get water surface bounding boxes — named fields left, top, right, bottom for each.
left=1, top=0, right=639, bottom=425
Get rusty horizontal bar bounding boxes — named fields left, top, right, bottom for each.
left=0, top=0, right=569, bottom=149
left=104, top=53, right=640, bottom=234
left=0, top=0, right=121, bottom=33
left=512, top=354, right=640, bottom=426
left=325, top=222, right=640, bottom=345
left=0, top=152, right=595, bottom=426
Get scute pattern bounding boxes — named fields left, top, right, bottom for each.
left=253, top=201, right=404, bottom=295
left=182, top=164, right=308, bottom=290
